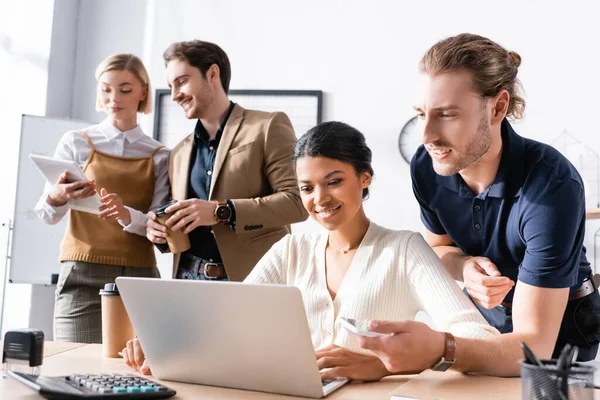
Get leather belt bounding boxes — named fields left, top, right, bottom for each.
left=178, top=254, right=228, bottom=280
left=569, top=274, right=599, bottom=301
left=501, top=274, right=600, bottom=310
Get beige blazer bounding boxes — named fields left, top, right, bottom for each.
left=168, top=104, right=308, bottom=281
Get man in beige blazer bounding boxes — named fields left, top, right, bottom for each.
left=146, top=40, right=307, bottom=282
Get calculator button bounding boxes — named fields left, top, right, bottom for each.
left=127, top=386, right=142, bottom=393
left=140, top=386, right=156, bottom=392
left=113, top=387, right=127, bottom=393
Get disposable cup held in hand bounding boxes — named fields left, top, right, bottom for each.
left=99, top=283, right=135, bottom=358
left=154, top=200, right=191, bottom=254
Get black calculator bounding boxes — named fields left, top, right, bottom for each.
left=9, top=371, right=177, bottom=399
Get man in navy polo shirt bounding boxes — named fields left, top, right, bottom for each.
left=408, top=34, right=600, bottom=361
left=352, top=34, right=600, bottom=377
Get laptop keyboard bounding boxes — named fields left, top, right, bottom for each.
left=322, top=379, right=335, bottom=386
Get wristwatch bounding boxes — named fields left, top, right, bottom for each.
left=430, top=332, right=456, bottom=371
left=214, top=201, right=232, bottom=223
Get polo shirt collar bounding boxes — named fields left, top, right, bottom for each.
left=435, top=119, right=525, bottom=198
left=487, top=119, right=525, bottom=198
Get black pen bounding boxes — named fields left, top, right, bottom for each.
left=568, top=345, right=579, bottom=369
left=556, top=343, right=572, bottom=372
left=521, top=342, right=544, bottom=368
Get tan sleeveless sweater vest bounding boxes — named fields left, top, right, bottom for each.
left=59, top=131, right=162, bottom=267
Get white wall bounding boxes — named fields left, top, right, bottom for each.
left=0, top=0, right=55, bottom=335
left=45, top=0, right=79, bottom=118
left=70, top=0, right=149, bottom=123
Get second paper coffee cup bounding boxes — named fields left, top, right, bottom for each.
left=154, top=200, right=191, bottom=254
left=99, top=283, right=134, bottom=358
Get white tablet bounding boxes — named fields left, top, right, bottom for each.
left=29, top=154, right=102, bottom=214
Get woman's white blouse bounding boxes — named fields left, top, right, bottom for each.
left=34, top=118, right=170, bottom=236
left=245, top=222, right=499, bottom=352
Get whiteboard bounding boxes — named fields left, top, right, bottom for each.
left=153, top=89, right=323, bottom=149
left=10, top=115, right=93, bottom=284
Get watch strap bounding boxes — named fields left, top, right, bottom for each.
left=431, top=332, right=456, bottom=371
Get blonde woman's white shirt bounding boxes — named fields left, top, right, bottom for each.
left=244, top=222, right=499, bottom=353
left=34, top=118, right=170, bottom=236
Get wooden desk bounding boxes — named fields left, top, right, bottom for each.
left=1, top=342, right=411, bottom=399
left=587, top=208, right=600, bottom=219
left=4, top=342, right=598, bottom=399
left=0, top=340, right=86, bottom=358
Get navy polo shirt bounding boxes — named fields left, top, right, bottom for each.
left=411, top=119, right=591, bottom=302
left=186, top=101, right=235, bottom=261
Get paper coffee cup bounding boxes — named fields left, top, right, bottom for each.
left=154, top=200, right=191, bottom=254
left=99, top=283, right=135, bottom=358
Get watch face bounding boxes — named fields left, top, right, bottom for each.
left=216, top=204, right=232, bottom=221
left=398, top=116, right=422, bottom=164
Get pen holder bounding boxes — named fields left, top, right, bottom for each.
left=521, top=359, right=595, bottom=400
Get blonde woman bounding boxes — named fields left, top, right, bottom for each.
left=35, top=54, right=169, bottom=343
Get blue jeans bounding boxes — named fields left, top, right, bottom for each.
left=464, top=288, right=600, bottom=361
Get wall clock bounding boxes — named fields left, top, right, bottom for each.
left=398, top=116, right=421, bottom=164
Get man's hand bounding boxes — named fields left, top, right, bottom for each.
left=316, top=344, right=389, bottom=381
left=462, top=256, right=515, bottom=309
left=351, top=320, right=446, bottom=374
left=146, top=212, right=167, bottom=244
left=47, top=172, right=96, bottom=207
left=98, top=188, right=131, bottom=225
left=123, top=337, right=151, bottom=375
left=165, top=199, right=218, bottom=233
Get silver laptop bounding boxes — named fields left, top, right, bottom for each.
left=116, top=277, right=349, bottom=398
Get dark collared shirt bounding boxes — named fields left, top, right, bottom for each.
left=411, top=119, right=591, bottom=302
left=186, top=101, right=235, bottom=261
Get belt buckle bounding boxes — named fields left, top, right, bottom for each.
left=203, top=262, right=221, bottom=280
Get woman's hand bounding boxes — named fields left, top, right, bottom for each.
left=99, top=188, right=131, bottom=225
left=122, top=337, right=151, bottom=375
left=47, top=172, right=96, bottom=206
left=316, top=344, right=389, bottom=381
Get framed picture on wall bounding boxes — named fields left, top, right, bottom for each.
left=153, top=89, right=323, bottom=148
